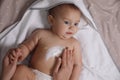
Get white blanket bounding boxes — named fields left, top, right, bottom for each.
left=0, top=0, right=120, bottom=80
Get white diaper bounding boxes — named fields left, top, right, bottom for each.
left=32, top=69, right=53, bottom=80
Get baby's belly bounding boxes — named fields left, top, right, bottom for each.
left=30, top=55, right=56, bottom=75
left=30, top=46, right=64, bottom=75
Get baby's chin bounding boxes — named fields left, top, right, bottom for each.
left=59, top=35, right=73, bottom=39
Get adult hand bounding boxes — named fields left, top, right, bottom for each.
left=1, top=49, right=21, bottom=80
left=7, top=48, right=22, bottom=62
left=53, top=48, right=74, bottom=80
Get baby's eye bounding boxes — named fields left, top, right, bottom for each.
left=64, top=21, right=69, bottom=25
left=74, top=23, right=78, bottom=26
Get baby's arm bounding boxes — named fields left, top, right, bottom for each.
left=16, top=29, right=42, bottom=61
left=70, top=41, right=82, bottom=80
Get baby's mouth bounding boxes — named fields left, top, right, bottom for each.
left=66, top=32, right=73, bottom=34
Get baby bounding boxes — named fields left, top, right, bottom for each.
left=8, top=3, right=82, bottom=80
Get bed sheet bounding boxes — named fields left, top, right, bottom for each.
left=84, top=0, right=120, bottom=70
left=0, top=0, right=120, bottom=73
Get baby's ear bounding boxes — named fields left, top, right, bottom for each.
left=48, top=15, right=54, bottom=25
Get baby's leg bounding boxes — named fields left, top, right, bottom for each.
left=11, top=64, right=35, bottom=80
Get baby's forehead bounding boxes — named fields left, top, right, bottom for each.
left=55, top=4, right=79, bottom=11
left=49, top=4, right=81, bottom=16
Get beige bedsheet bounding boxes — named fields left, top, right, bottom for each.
left=84, top=0, right=120, bottom=70
left=0, top=0, right=120, bottom=71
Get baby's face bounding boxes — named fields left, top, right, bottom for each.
left=50, top=7, right=81, bottom=39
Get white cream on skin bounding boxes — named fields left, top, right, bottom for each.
left=45, top=46, right=65, bottom=60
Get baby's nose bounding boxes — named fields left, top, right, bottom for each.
left=69, top=25, right=75, bottom=30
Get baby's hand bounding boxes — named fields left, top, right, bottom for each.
left=7, top=48, right=22, bottom=63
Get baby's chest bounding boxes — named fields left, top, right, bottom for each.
left=39, top=36, right=74, bottom=48
left=38, top=40, right=74, bottom=53
left=37, top=40, right=74, bottom=58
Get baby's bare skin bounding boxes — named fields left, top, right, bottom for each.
left=6, top=4, right=82, bottom=80
left=29, top=29, right=77, bottom=75
left=1, top=47, right=74, bottom=80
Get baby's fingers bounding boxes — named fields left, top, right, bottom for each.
left=15, top=48, right=22, bottom=55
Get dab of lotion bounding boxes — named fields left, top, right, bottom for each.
left=46, top=46, right=64, bottom=60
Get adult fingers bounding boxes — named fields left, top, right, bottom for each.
left=53, top=57, right=61, bottom=75
left=9, top=50, right=16, bottom=58
left=9, top=50, right=17, bottom=64
left=68, top=50, right=74, bottom=66
left=66, top=49, right=70, bottom=65
left=12, top=53, right=19, bottom=66
left=3, top=53, right=9, bottom=67
left=61, top=48, right=67, bottom=68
